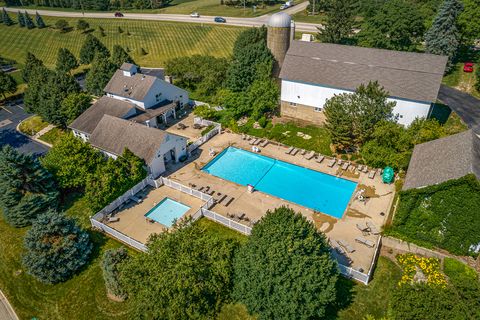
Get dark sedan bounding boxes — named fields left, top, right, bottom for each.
left=214, top=17, right=226, bottom=23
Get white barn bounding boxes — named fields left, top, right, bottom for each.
left=279, top=41, right=448, bottom=126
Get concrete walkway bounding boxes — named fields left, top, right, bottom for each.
left=0, top=3, right=320, bottom=32
left=0, top=290, right=19, bottom=320
left=33, top=124, right=55, bottom=139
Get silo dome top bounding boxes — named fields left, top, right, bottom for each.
left=268, top=12, right=292, bottom=28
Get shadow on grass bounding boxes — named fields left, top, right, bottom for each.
left=325, top=277, right=356, bottom=319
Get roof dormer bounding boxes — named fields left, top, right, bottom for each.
left=120, top=63, right=138, bottom=77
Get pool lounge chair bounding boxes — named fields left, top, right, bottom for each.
left=249, top=138, right=258, bottom=145
left=108, top=216, right=120, bottom=223
left=357, top=165, right=364, bottom=172
left=291, top=148, right=299, bottom=156
left=304, top=151, right=316, bottom=160
left=129, top=195, right=143, bottom=204
left=327, top=158, right=336, bottom=167
left=363, top=166, right=369, bottom=173
left=356, top=223, right=370, bottom=236
left=368, top=170, right=376, bottom=179
left=342, top=162, right=350, bottom=170
left=366, top=221, right=380, bottom=235
left=316, top=155, right=325, bottom=163
left=260, top=139, right=269, bottom=147
left=355, top=237, right=376, bottom=248
left=254, top=139, right=262, bottom=146
left=300, top=149, right=307, bottom=156
left=330, top=239, right=346, bottom=255
left=338, top=239, right=355, bottom=253
left=221, top=196, right=235, bottom=207
left=285, top=146, right=294, bottom=154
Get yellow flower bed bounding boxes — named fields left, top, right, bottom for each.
left=397, top=254, right=447, bottom=287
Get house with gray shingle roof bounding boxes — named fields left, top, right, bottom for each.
left=403, top=128, right=480, bottom=190
left=279, top=41, right=448, bottom=126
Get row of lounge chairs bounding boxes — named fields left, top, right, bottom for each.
left=243, top=135, right=269, bottom=148
left=192, top=184, right=234, bottom=207
left=356, top=221, right=380, bottom=236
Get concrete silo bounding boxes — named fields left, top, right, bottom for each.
left=267, top=12, right=294, bottom=75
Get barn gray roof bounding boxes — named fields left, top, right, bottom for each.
left=89, top=115, right=168, bottom=164
left=280, top=41, right=448, bottom=103
left=104, top=70, right=157, bottom=101
left=69, top=96, right=136, bottom=135
left=403, top=130, right=480, bottom=190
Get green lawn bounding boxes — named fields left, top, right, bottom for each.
left=0, top=17, right=242, bottom=68
left=18, top=115, right=49, bottom=136
left=442, top=62, right=480, bottom=99
left=292, top=11, right=326, bottom=24
left=9, top=0, right=280, bottom=17
left=39, top=127, right=68, bottom=145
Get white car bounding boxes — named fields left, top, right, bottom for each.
left=190, top=12, right=200, bottom=18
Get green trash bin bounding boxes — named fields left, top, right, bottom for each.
left=382, top=166, right=394, bottom=184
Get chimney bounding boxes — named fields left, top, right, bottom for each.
left=165, top=75, right=173, bottom=84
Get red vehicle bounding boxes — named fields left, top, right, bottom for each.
left=114, top=12, right=124, bottom=17
left=463, top=62, right=474, bottom=73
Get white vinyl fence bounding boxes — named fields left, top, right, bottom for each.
left=91, top=219, right=147, bottom=252
left=187, top=118, right=222, bottom=154
left=201, top=208, right=252, bottom=235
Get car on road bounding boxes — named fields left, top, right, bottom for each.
left=190, top=12, right=200, bottom=18
left=280, top=4, right=288, bottom=9
left=463, top=62, right=474, bottom=73
left=214, top=17, right=226, bottom=23
left=114, top=12, right=124, bottom=17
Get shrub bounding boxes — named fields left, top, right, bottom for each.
left=257, top=116, right=267, bottom=128
left=55, top=19, right=69, bottom=32
left=101, top=247, right=129, bottom=300
left=23, top=210, right=92, bottom=284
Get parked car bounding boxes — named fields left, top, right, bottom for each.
left=190, top=12, right=200, bottom=18
left=114, top=12, right=124, bottom=17
left=463, top=62, right=474, bottom=73
left=214, top=17, right=226, bottom=23
left=280, top=4, right=288, bottom=9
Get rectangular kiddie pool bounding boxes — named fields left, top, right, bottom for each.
left=202, top=147, right=357, bottom=219
left=144, top=197, right=191, bottom=227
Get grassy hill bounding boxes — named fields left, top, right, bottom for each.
left=0, top=17, right=242, bottom=68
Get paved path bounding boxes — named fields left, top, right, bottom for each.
left=0, top=290, right=19, bottom=320
left=438, top=84, right=480, bottom=129
left=1, top=3, right=320, bottom=32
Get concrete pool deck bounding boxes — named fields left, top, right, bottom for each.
left=168, top=131, right=396, bottom=273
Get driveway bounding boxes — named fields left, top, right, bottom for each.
left=0, top=102, right=49, bottom=157
left=438, top=84, right=480, bottom=128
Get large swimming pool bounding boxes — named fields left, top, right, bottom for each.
left=202, top=147, right=357, bottom=218
left=145, top=197, right=191, bottom=227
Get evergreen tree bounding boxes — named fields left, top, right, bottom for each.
left=55, top=19, right=69, bottom=32
left=35, top=11, right=45, bottom=28
left=233, top=207, right=338, bottom=320
left=76, top=19, right=89, bottom=32
left=425, top=0, right=464, bottom=72
left=0, top=70, right=17, bottom=101
left=23, top=210, right=92, bottom=284
left=17, top=11, right=25, bottom=27
left=85, top=53, right=116, bottom=95
left=22, top=52, right=44, bottom=83
left=318, top=0, right=355, bottom=44
left=0, top=146, right=58, bottom=227
left=79, top=34, right=109, bottom=64
left=56, top=48, right=79, bottom=74
left=24, top=11, right=34, bottom=29
left=111, top=45, right=135, bottom=68
left=2, top=9, right=13, bottom=26
left=101, top=247, right=129, bottom=300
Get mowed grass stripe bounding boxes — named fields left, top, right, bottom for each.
left=0, top=17, right=243, bottom=67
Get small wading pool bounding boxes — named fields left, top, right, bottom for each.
left=202, top=147, right=357, bottom=219
left=145, top=197, right=191, bottom=227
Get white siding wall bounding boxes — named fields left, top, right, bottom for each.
left=281, top=80, right=432, bottom=126
left=107, top=93, right=145, bottom=109
left=72, top=130, right=90, bottom=142
left=142, top=79, right=189, bottom=108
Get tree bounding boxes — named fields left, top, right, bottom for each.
left=458, top=0, right=480, bottom=42
left=317, top=0, right=355, bottom=44
left=76, top=19, right=90, bottom=32
left=425, top=0, right=464, bottom=72
left=79, top=34, right=110, bottom=64
left=55, top=19, right=69, bottom=32
left=101, top=247, right=129, bottom=300
left=358, top=0, right=425, bottom=51
left=307, top=0, right=330, bottom=15
left=23, top=210, right=92, bottom=284
left=324, top=81, right=396, bottom=149
left=233, top=207, right=338, bottom=320
left=476, top=64, right=480, bottom=92
left=121, top=219, right=239, bottom=319
left=23, top=11, right=34, bottom=29
left=60, top=92, right=92, bottom=124
left=111, top=45, right=135, bottom=68
left=22, top=52, right=44, bottom=82
left=2, top=9, right=13, bottom=26
left=35, top=11, right=45, bottom=28
left=0, top=70, right=17, bottom=101
left=17, top=11, right=25, bottom=27
left=85, top=53, right=116, bottom=95
left=41, top=133, right=103, bottom=189
left=56, top=48, right=79, bottom=74
left=247, top=76, right=279, bottom=119
left=0, top=146, right=58, bottom=227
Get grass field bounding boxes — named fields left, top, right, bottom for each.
left=39, top=127, right=68, bottom=145
left=0, top=17, right=242, bottom=68
left=443, top=62, right=480, bottom=98
left=18, top=115, right=49, bottom=136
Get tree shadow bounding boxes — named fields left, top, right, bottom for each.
left=325, top=276, right=356, bottom=319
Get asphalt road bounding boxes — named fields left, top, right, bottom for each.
left=0, top=101, right=49, bottom=157
left=438, top=84, right=480, bottom=129
left=1, top=2, right=320, bottom=32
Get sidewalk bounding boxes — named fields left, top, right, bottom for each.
left=0, top=290, right=19, bottom=320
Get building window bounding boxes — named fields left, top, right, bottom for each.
left=155, top=93, right=162, bottom=102
left=289, top=102, right=297, bottom=107
left=314, top=107, right=322, bottom=112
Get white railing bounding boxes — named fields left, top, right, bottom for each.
left=366, top=236, right=382, bottom=283
left=159, top=176, right=213, bottom=202
left=201, top=208, right=252, bottom=235
left=337, top=264, right=370, bottom=285
left=91, top=219, right=147, bottom=252
left=187, top=117, right=222, bottom=154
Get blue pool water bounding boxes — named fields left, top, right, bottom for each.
left=202, top=147, right=357, bottom=218
left=145, top=197, right=191, bottom=227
